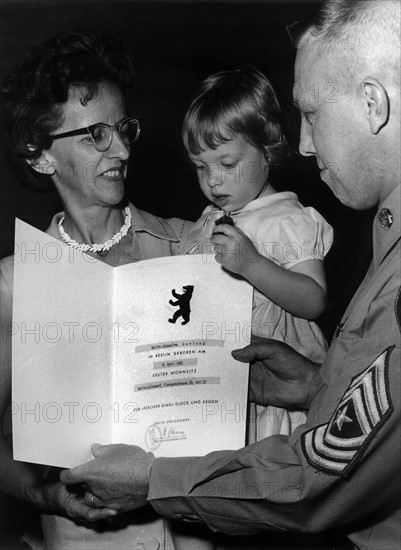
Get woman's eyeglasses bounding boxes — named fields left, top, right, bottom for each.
left=50, top=117, right=141, bottom=152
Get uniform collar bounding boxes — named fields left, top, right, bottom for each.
left=373, top=186, right=401, bottom=268
left=47, top=202, right=178, bottom=243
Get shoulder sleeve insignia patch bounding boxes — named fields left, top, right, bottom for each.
left=301, top=347, right=394, bottom=477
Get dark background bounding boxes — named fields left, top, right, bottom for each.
left=0, top=0, right=373, bottom=544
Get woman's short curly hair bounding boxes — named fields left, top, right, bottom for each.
left=182, top=67, right=288, bottom=165
left=182, top=66, right=289, bottom=165
left=1, top=30, right=135, bottom=191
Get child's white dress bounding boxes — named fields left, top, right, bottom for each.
left=180, top=191, right=333, bottom=441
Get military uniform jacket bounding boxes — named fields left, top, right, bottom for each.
left=148, top=186, right=401, bottom=550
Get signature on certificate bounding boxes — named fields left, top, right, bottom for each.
left=145, top=423, right=187, bottom=451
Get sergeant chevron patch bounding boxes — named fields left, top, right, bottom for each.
left=301, top=347, right=394, bottom=477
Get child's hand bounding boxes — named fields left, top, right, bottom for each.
left=211, top=224, right=260, bottom=275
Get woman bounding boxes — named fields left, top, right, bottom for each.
left=0, top=30, right=215, bottom=550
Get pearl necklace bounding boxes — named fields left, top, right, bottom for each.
left=58, top=207, right=132, bottom=253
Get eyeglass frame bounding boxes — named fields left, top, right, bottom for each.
left=49, top=116, right=141, bottom=152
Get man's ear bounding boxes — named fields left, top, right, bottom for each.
left=26, top=146, right=56, bottom=175
left=362, top=78, right=389, bottom=135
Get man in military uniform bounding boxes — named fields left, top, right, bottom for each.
left=62, top=1, right=401, bottom=548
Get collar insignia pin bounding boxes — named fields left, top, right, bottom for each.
left=378, top=208, right=393, bottom=230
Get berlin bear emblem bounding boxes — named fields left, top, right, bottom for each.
left=168, top=285, right=194, bottom=325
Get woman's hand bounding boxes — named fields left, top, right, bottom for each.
left=211, top=224, right=260, bottom=276
left=30, top=480, right=116, bottom=523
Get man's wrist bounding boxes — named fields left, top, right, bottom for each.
left=304, top=362, right=322, bottom=409
left=145, top=452, right=156, bottom=496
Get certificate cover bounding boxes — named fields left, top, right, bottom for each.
left=12, top=219, right=253, bottom=467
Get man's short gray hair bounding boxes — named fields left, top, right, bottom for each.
left=292, top=0, right=400, bottom=85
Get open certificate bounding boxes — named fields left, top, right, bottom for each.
left=12, top=219, right=253, bottom=468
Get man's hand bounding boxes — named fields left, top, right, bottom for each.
left=60, top=443, right=155, bottom=517
left=232, top=338, right=322, bottom=410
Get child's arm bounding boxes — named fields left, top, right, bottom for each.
left=211, top=224, right=327, bottom=320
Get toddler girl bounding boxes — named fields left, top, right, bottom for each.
left=180, top=67, right=333, bottom=442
